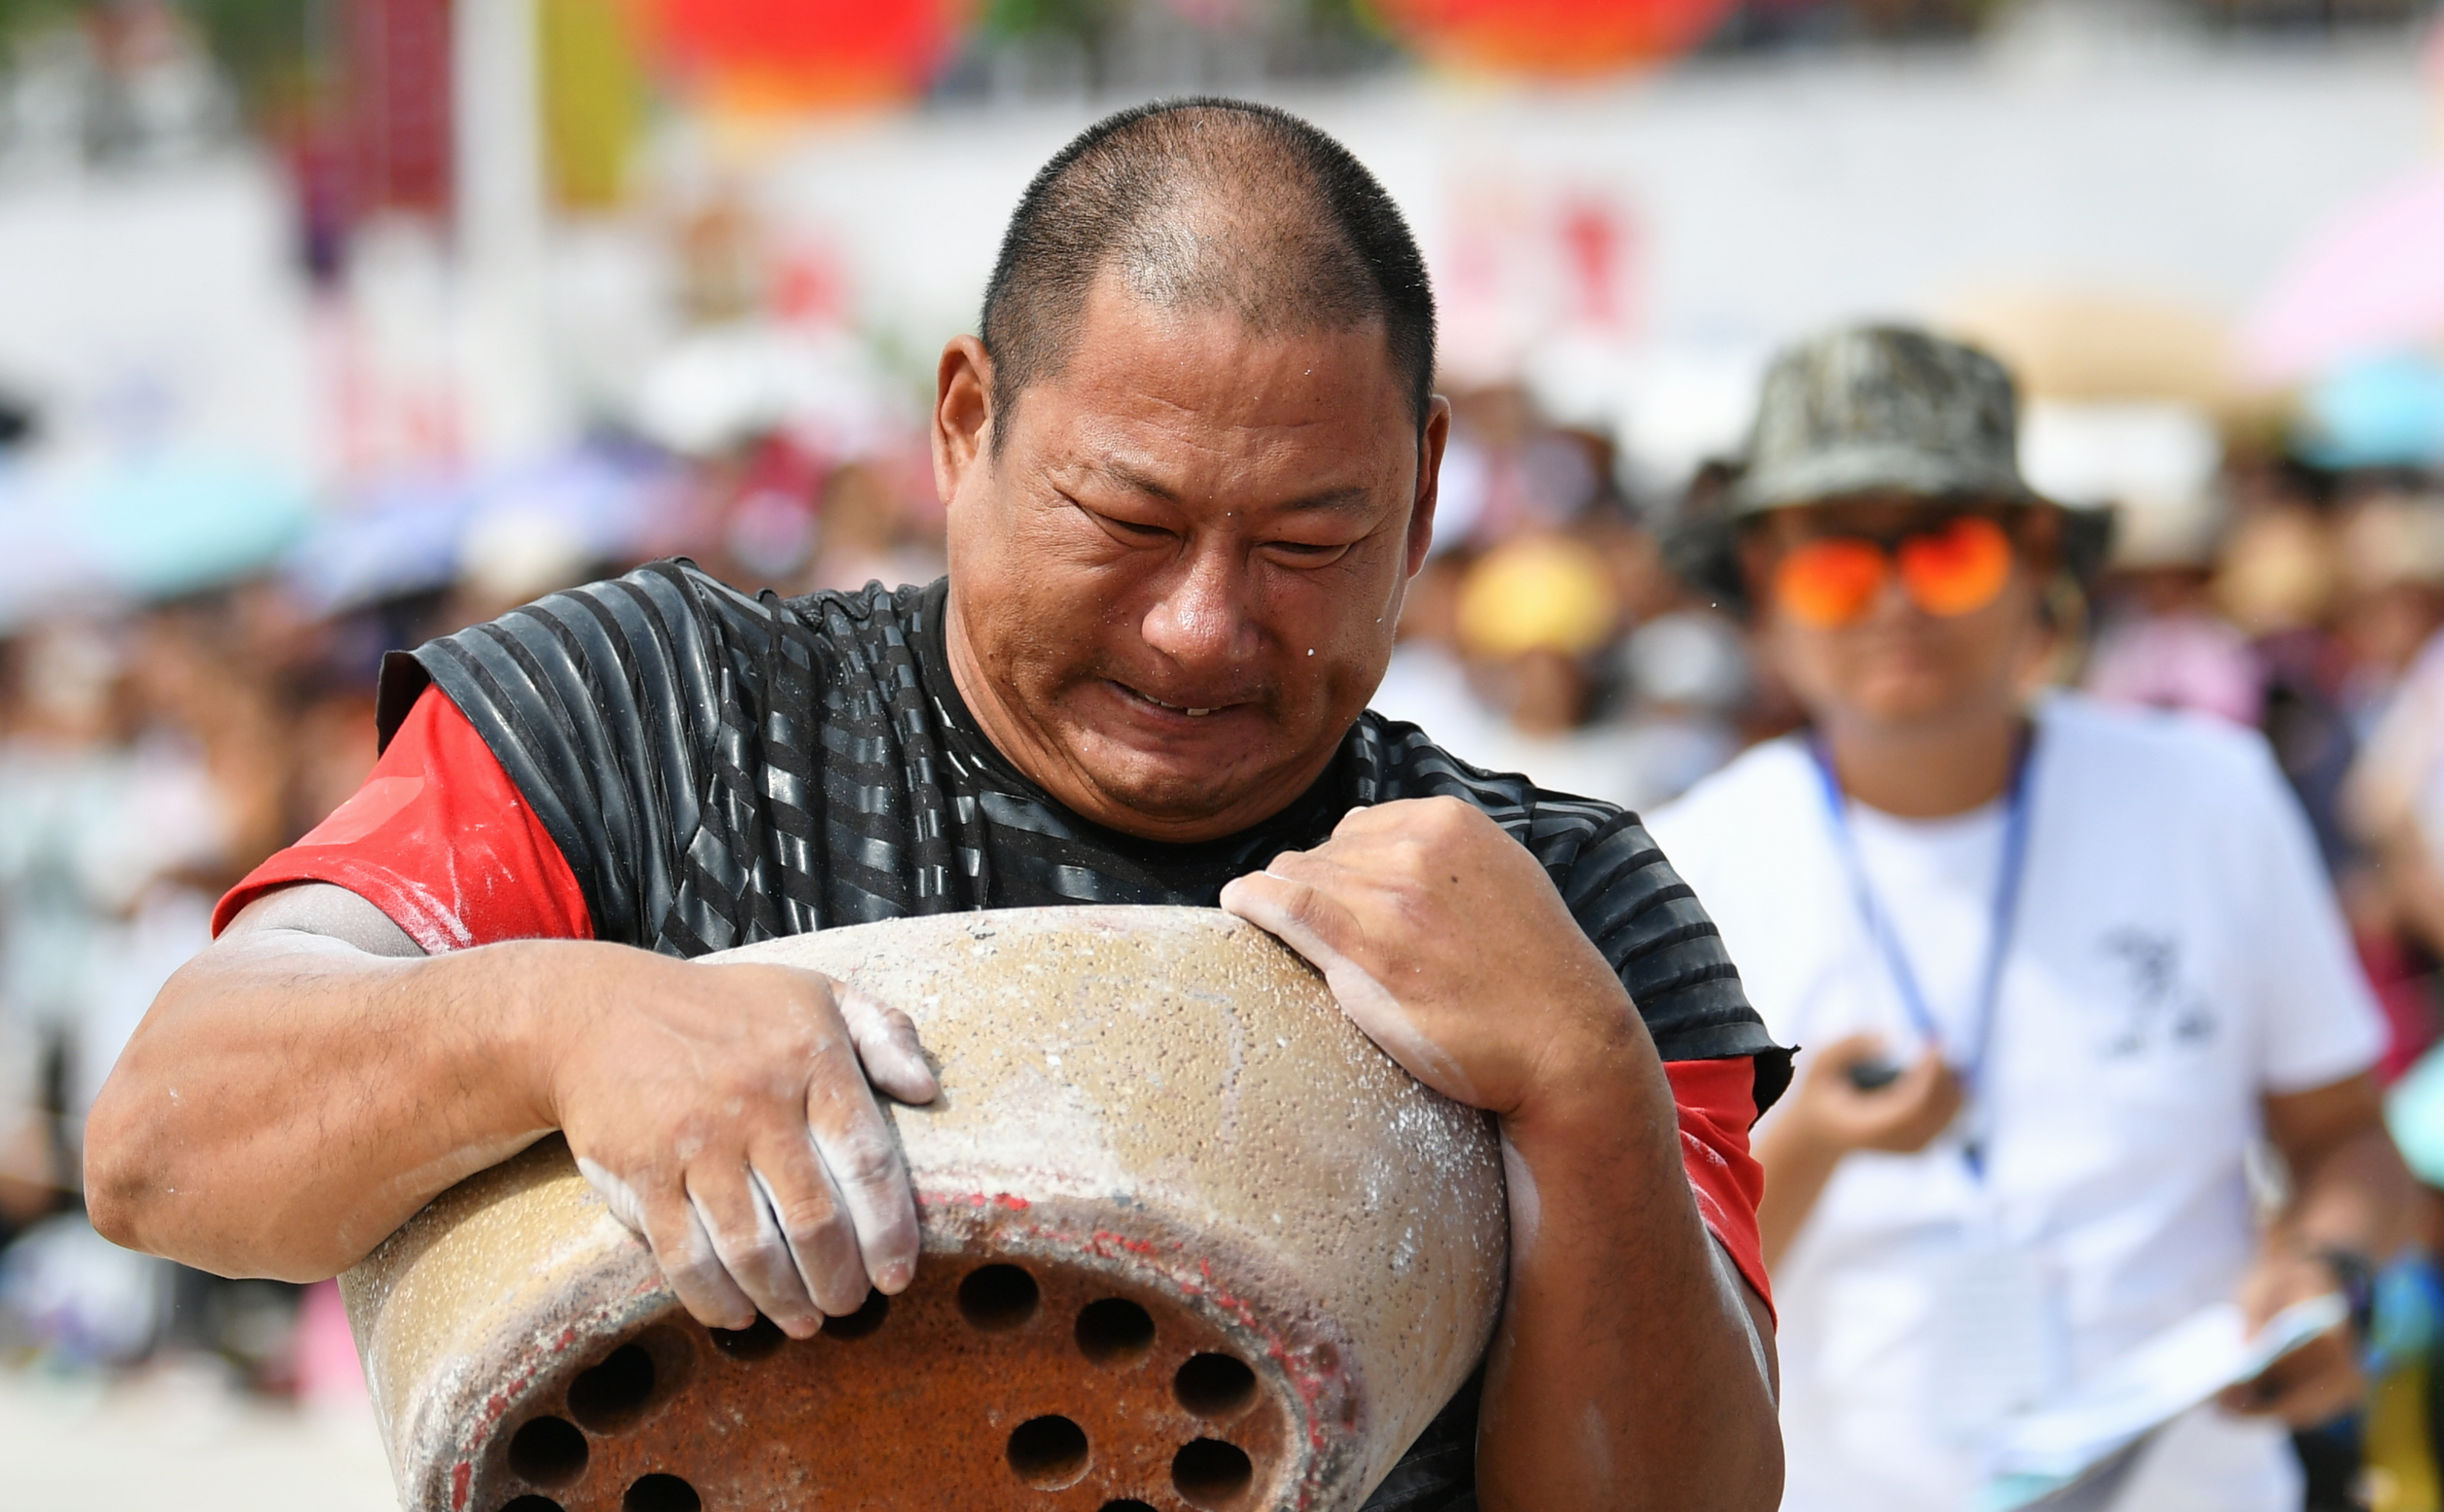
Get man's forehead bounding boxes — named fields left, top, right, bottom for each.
left=1010, top=300, right=1409, bottom=496
left=1068, top=447, right=1380, bottom=515
left=1048, top=276, right=1398, bottom=406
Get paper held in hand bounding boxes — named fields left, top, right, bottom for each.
left=1978, top=1292, right=2351, bottom=1512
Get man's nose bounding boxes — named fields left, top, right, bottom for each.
left=1139, top=547, right=1261, bottom=668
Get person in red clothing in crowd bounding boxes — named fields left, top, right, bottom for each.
left=82, top=102, right=1785, bottom=1511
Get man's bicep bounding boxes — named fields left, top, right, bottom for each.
left=223, top=881, right=425, bottom=958
left=1717, top=1236, right=1779, bottom=1402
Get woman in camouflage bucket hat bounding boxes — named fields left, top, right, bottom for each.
left=1668, top=325, right=2110, bottom=614
left=1647, top=324, right=2415, bottom=1512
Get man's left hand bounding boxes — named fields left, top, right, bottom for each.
left=1218, top=796, right=1638, bottom=1117
left=2218, top=1247, right=2364, bottom=1427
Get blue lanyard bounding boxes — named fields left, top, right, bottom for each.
left=1809, top=729, right=2037, bottom=1176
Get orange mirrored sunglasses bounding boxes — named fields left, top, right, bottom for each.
left=1770, top=515, right=2015, bottom=629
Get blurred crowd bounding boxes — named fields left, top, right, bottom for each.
left=7, top=340, right=2444, bottom=1423
left=0, top=410, right=957, bottom=1395
left=0, top=11, right=2432, bottom=1512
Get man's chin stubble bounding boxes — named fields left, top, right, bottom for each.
left=1090, top=770, right=1259, bottom=823
left=1070, top=751, right=1306, bottom=831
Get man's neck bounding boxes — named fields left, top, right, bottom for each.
left=1818, top=704, right=2025, bottom=820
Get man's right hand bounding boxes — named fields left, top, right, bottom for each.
left=547, top=957, right=938, bottom=1340
left=84, top=881, right=945, bottom=1318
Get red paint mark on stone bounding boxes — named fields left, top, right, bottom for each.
left=919, top=1188, right=1033, bottom=1212
left=451, top=1460, right=472, bottom=1511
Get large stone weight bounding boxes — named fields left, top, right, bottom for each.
left=342, top=905, right=1509, bottom=1512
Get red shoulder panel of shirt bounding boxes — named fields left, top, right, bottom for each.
left=214, top=685, right=593, bottom=950
left=216, top=684, right=1771, bottom=1315
left=1664, top=1055, right=1771, bottom=1318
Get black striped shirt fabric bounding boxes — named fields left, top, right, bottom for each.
left=380, top=561, right=1787, bottom=1511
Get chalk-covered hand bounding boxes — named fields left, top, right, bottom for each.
left=545, top=956, right=937, bottom=1339
left=1218, top=797, right=1635, bottom=1119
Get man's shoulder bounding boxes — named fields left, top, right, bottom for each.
left=638, top=561, right=932, bottom=653
left=421, top=559, right=762, bottom=669
left=396, top=564, right=956, bottom=950
left=428, top=561, right=938, bottom=684
left=1354, top=712, right=1786, bottom=1094
left=777, top=575, right=938, bottom=637
left=1354, top=713, right=1623, bottom=842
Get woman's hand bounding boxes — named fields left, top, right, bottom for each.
left=1783, top=1033, right=1963, bottom=1158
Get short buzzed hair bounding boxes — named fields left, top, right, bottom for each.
left=980, top=98, right=1437, bottom=448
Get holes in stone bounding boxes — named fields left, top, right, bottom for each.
left=1173, top=1438, right=1255, bottom=1510
left=710, top=1313, right=784, bottom=1361
left=957, top=1263, right=1040, bottom=1331
left=568, top=1343, right=656, bottom=1433
left=1098, top=1503, right=1159, bottom=1512
left=506, top=1416, right=588, bottom=1487
left=823, top=1289, right=889, bottom=1340
left=1174, top=1352, right=1259, bottom=1419
left=1006, top=1413, right=1091, bottom=1489
left=1074, top=1297, right=1155, bottom=1366
left=622, top=1474, right=701, bottom=1512
left=500, top=1499, right=564, bottom=1512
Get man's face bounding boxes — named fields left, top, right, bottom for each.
left=933, top=278, right=1446, bottom=843
left=1747, top=495, right=2050, bottom=735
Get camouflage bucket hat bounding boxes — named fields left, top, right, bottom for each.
left=1731, top=324, right=2037, bottom=514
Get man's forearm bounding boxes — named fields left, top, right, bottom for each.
left=84, top=925, right=572, bottom=1280
left=1473, top=1041, right=1782, bottom=1512
left=2283, top=1124, right=2420, bottom=1264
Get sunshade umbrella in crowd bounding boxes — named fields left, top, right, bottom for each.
left=286, top=443, right=682, bottom=614
left=2238, top=162, right=2444, bottom=386
left=0, top=450, right=312, bottom=632
left=0, top=465, right=107, bottom=633
left=282, top=470, right=477, bottom=615
left=78, top=451, right=315, bottom=602
left=2292, top=353, right=2444, bottom=470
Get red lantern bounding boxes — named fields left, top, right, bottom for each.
left=1368, top=0, right=1737, bottom=77
left=644, top=0, right=969, bottom=111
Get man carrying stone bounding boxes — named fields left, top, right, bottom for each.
left=83, top=100, right=1785, bottom=1510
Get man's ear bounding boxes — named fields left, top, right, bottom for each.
left=1405, top=395, right=1452, bottom=577
left=932, top=336, right=995, bottom=510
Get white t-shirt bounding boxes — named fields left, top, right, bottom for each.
left=1647, top=694, right=2386, bottom=1512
